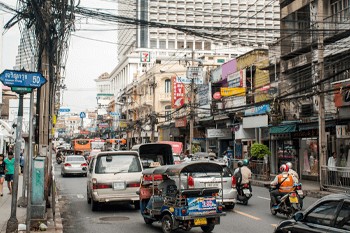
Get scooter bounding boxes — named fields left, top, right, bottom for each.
left=236, top=183, right=252, bottom=205
left=267, top=184, right=303, bottom=219
left=56, top=155, right=63, bottom=164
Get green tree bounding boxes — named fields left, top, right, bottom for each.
left=250, top=143, right=271, bottom=159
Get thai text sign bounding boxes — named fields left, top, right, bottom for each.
left=220, top=87, right=246, bottom=97
left=172, top=76, right=185, bottom=109
left=207, top=128, right=232, bottom=138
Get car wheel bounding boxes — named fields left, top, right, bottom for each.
left=87, top=189, right=91, bottom=204
left=225, top=204, right=235, bottom=210
left=134, top=201, right=140, bottom=210
left=144, top=217, right=153, bottom=225
left=201, top=224, right=215, bottom=233
left=161, top=214, right=173, bottom=233
left=91, top=199, right=99, bottom=211
left=242, top=200, right=248, bottom=205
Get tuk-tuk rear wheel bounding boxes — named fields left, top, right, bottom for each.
left=161, top=214, right=173, bottom=233
left=144, top=217, right=153, bottom=225
left=201, top=224, right=215, bottom=233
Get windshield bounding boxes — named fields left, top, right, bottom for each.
left=95, top=155, right=142, bottom=174
left=66, top=156, right=85, bottom=162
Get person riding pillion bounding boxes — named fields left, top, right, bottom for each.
left=270, top=164, right=298, bottom=209
left=286, top=162, right=299, bottom=182
left=234, top=159, right=252, bottom=194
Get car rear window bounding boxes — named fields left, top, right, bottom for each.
left=95, top=155, right=142, bottom=174
left=66, top=156, right=85, bottom=162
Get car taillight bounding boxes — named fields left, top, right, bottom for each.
left=64, top=163, right=71, bottom=167
left=81, top=163, right=88, bottom=167
left=243, top=183, right=249, bottom=188
left=127, top=183, right=140, bottom=187
left=143, top=174, right=163, bottom=181
left=188, top=176, right=194, bottom=188
left=231, top=176, right=236, bottom=188
left=92, top=179, right=112, bottom=189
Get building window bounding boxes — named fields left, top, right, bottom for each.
left=165, top=105, right=172, bottom=122
left=165, top=79, right=171, bottom=93
left=168, top=40, right=175, bottom=49
left=150, top=39, right=157, bottom=49
left=159, top=40, right=166, bottom=49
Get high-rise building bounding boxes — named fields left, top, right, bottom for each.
left=13, top=28, right=37, bottom=71
left=111, top=0, right=280, bottom=100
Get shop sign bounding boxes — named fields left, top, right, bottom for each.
left=220, top=87, right=246, bottom=97
left=333, top=81, right=350, bottom=107
left=98, top=123, right=109, bottom=128
left=213, top=92, right=221, bottom=100
left=292, top=129, right=318, bottom=138
left=119, top=121, right=127, bottom=128
left=336, top=125, right=350, bottom=138
left=210, top=67, right=222, bottom=83
left=171, top=76, right=185, bottom=109
left=224, top=96, right=246, bottom=109
left=207, top=128, right=232, bottom=138
left=244, top=104, right=270, bottom=116
left=175, top=117, right=187, bottom=128
left=213, top=114, right=229, bottom=121
left=227, top=69, right=246, bottom=88
left=197, top=84, right=210, bottom=106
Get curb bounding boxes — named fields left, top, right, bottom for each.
left=54, top=201, right=63, bottom=233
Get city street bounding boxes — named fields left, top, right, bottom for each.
left=54, top=163, right=318, bottom=233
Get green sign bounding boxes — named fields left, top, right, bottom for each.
left=97, top=93, right=114, bottom=97
left=11, top=86, right=33, bottom=94
left=217, top=59, right=225, bottom=63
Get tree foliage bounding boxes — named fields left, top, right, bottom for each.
left=250, top=143, right=271, bottom=159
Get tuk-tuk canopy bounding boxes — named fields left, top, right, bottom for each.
left=142, top=161, right=223, bottom=176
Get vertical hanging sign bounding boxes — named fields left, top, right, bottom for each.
left=171, top=76, right=185, bottom=109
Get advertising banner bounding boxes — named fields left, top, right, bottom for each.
left=171, top=76, right=185, bottom=109
left=220, top=87, right=246, bottom=97
left=227, top=69, right=246, bottom=87
left=187, top=197, right=217, bottom=216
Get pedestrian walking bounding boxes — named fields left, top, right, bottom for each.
left=20, top=152, right=25, bottom=174
left=0, top=154, right=5, bottom=196
left=327, top=152, right=337, bottom=186
left=4, top=151, right=15, bottom=194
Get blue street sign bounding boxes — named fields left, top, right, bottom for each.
left=110, top=112, right=120, bottom=116
left=80, top=112, right=86, bottom=118
left=0, top=69, right=47, bottom=88
left=59, top=108, right=70, bottom=113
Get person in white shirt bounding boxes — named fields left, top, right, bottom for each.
left=286, top=162, right=299, bottom=182
left=327, top=152, right=337, bottom=185
left=234, top=160, right=252, bottom=194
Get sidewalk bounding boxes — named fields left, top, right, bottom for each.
left=0, top=175, right=63, bottom=233
left=251, top=178, right=334, bottom=198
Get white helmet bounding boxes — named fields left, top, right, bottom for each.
left=286, top=162, right=293, bottom=170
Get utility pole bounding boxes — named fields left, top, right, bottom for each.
left=317, top=0, right=326, bottom=189
left=150, top=75, right=157, bottom=142
left=189, top=50, right=195, bottom=153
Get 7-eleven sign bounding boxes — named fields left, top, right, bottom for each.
left=140, top=51, right=150, bottom=63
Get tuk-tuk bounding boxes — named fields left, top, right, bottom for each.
left=138, top=161, right=226, bottom=233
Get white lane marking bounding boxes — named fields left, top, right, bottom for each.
left=257, top=196, right=270, bottom=201
left=234, top=210, right=261, bottom=220
left=77, top=194, right=84, bottom=199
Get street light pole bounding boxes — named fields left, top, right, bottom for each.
left=189, top=50, right=195, bottom=153
left=150, top=75, right=157, bottom=142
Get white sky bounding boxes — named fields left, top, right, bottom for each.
left=1, top=0, right=118, bottom=113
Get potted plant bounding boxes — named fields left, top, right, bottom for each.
left=250, top=143, right=271, bottom=160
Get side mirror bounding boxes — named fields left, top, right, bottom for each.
left=294, top=212, right=304, bottom=221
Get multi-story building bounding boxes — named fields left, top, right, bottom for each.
left=273, top=0, right=350, bottom=189
left=13, top=28, right=37, bottom=71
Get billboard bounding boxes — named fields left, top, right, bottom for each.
left=171, top=76, right=185, bottom=109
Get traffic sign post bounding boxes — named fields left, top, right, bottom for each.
left=0, top=69, right=47, bottom=233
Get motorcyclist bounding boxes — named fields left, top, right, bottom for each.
left=270, top=164, right=298, bottom=209
left=234, top=159, right=252, bottom=195
left=286, top=162, right=299, bottom=181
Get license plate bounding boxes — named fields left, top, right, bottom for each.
left=206, top=183, right=220, bottom=188
left=113, top=182, right=125, bottom=190
left=243, top=189, right=251, bottom=194
left=289, top=196, right=298, bottom=203
left=297, top=190, right=303, bottom=195
left=194, top=218, right=207, bottom=226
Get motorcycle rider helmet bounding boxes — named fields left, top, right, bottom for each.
left=279, top=164, right=289, bottom=173
left=286, top=162, right=293, bottom=169
left=237, top=160, right=243, bottom=167
left=243, top=159, right=249, bottom=166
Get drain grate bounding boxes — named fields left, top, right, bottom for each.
left=99, top=216, right=130, bottom=222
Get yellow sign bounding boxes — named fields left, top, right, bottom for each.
left=119, top=122, right=127, bottom=128
left=53, top=115, right=57, bottom=124
left=220, top=87, right=246, bottom=97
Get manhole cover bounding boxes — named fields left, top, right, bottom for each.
left=99, top=216, right=130, bottom=222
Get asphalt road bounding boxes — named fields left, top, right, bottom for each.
left=54, top=164, right=318, bottom=233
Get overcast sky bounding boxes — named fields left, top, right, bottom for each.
left=1, top=0, right=118, bottom=113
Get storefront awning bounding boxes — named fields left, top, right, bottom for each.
left=270, top=124, right=296, bottom=134
left=298, top=121, right=335, bottom=131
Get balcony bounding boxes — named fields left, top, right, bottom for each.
left=159, top=93, right=171, bottom=102
left=324, top=11, right=350, bottom=44
left=140, top=95, right=153, bottom=107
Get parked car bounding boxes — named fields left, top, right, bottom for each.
left=86, top=151, right=143, bottom=211
left=61, top=155, right=88, bottom=177
left=274, top=193, right=350, bottom=233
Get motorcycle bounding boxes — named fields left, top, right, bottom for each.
left=266, top=183, right=303, bottom=219
left=236, top=183, right=252, bottom=205
left=56, top=155, right=63, bottom=164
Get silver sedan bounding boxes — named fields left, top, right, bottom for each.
left=61, top=155, right=88, bottom=177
